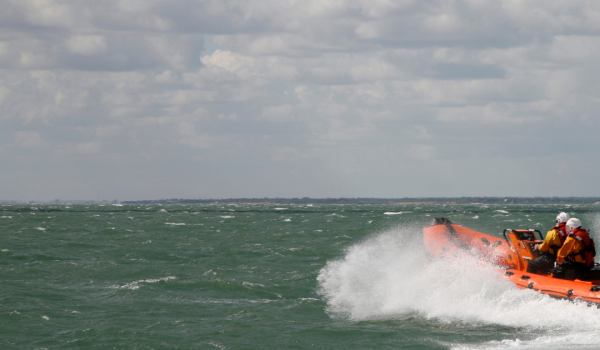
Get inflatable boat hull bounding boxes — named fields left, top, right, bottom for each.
left=423, top=219, right=508, bottom=266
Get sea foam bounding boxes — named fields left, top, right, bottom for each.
left=318, top=225, right=600, bottom=347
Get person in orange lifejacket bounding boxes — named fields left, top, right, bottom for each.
left=527, top=212, right=570, bottom=274
left=551, top=218, right=596, bottom=280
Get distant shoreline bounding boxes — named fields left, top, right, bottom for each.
left=120, top=197, right=600, bottom=205
left=3, top=197, right=600, bottom=205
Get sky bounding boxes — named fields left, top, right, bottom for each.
left=2, top=0, right=600, bottom=201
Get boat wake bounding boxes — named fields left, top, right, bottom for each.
left=317, top=224, right=600, bottom=349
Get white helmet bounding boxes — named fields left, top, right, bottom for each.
left=566, top=218, right=582, bottom=230
left=556, top=212, right=570, bottom=223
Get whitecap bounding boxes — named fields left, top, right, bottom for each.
left=275, top=208, right=288, bottom=210
left=166, top=223, right=186, bottom=225
left=495, top=210, right=509, bottom=214
left=208, top=342, right=227, bottom=350
left=384, top=212, right=403, bottom=215
left=284, top=218, right=291, bottom=222
left=220, top=216, right=235, bottom=219
left=242, top=281, right=265, bottom=287
left=111, top=276, right=176, bottom=290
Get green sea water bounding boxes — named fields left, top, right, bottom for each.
left=2, top=203, right=600, bottom=349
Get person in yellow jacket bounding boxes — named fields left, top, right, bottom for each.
left=527, top=212, right=570, bottom=274
left=551, top=218, right=596, bottom=280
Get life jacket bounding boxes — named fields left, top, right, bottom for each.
left=567, top=228, right=596, bottom=267
left=549, top=223, right=568, bottom=254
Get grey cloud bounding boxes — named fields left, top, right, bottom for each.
left=3, top=0, right=600, bottom=200
left=0, top=31, right=204, bottom=71
left=428, top=63, right=505, bottom=79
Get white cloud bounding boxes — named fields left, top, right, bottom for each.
left=349, top=58, right=400, bottom=81
left=201, top=50, right=254, bottom=73
left=154, top=70, right=177, bottom=84
left=66, top=35, right=107, bottom=56
left=355, top=22, right=381, bottom=39
left=200, top=49, right=298, bottom=81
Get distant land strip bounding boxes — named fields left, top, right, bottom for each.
left=121, top=197, right=600, bottom=205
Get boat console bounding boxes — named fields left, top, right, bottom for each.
left=503, top=229, right=543, bottom=271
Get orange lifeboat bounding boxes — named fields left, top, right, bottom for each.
left=423, top=218, right=600, bottom=305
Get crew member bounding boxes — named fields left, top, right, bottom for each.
left=526, top=212, right=570, bottom=274
left=552, top=218, right=596, bottom=280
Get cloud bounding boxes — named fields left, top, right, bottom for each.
left=66, top=35, right=107, bottom=56
left=258, top=104, right=294, bottom=122
left=14, top=131, right=46, bottom=148
left=405, top=145, right=435, bottom=160
left=19, top=0, right=76, bottom=28
left=76, top=141, right=101, bottom=154
left=201, top=49, right=254, bottom=73
left=436, top=104, right=541, bottom=124
left=2, top=0, right=600, bottom=200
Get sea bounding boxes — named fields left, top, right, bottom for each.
left=2, top=202, right=600, bottom=349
